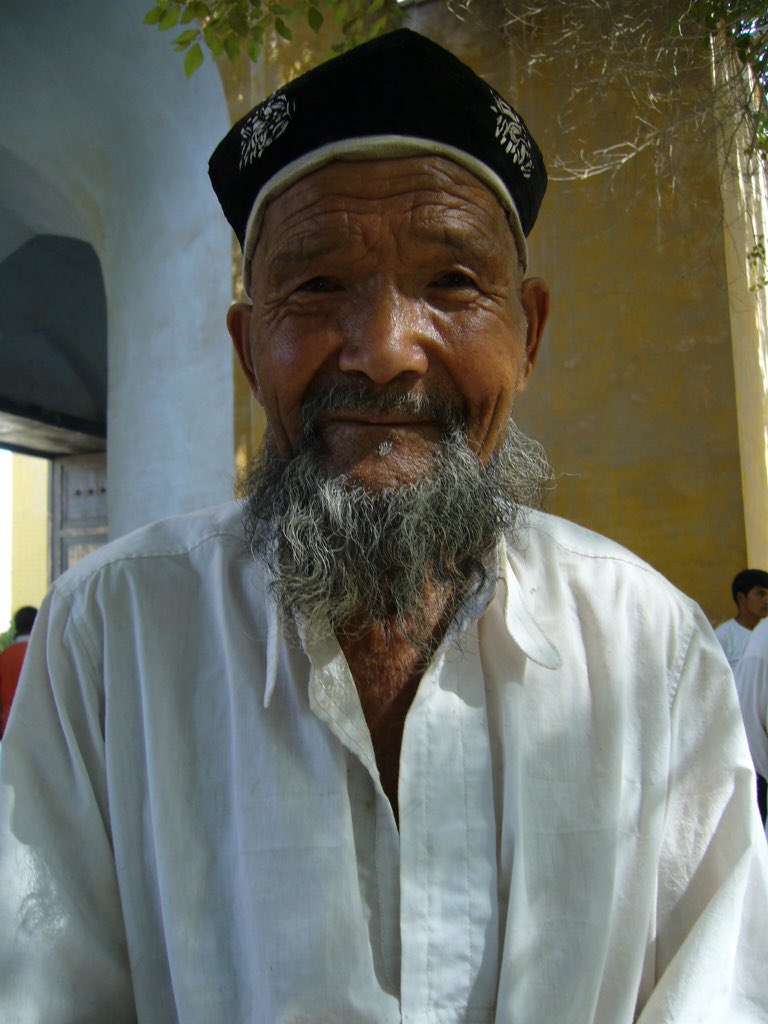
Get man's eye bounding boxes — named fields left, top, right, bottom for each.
left=432, top=271, right=475, bottom=289
left=297, top=276, right=337, bottom=293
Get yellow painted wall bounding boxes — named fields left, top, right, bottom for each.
left=509, top=48, right=745, bottom=626
left=219, top=8, right=747, bottom=625
left=11, top=454, right=49, bottom=613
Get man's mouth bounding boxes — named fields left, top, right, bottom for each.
left=317, top=416, right=443, bottom=452
left=320, top=410, right=435, bottom=429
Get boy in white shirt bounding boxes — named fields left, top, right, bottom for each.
left=715, top=568, right=768, bottom=669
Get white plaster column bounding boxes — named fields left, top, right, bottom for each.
left=1, top=0, right=234, bottom=538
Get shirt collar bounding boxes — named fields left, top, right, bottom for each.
left=261, top=530, right=561, bottom=708
left=498, top=535, right=562, bottom=670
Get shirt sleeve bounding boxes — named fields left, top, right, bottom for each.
left=735, top=652, right=768, bottom=782
left=638, top=606, right=768, bottom=1023
left=0, top=585, right=136, bottom=1022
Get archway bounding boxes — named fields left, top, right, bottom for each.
left=1, top=0, right=233, bottom=538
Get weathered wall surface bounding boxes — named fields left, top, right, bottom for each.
left=221, top=5, right=746, bottom=623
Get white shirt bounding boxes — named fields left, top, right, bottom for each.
left=715, top=617, right=754, bottom=670
left=735, top=618, right=768, bottom=784
left=1, top=502, right=767, bottom=1023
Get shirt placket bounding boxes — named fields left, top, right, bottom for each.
left=398, top=623, right=499, bottom=1024
left=305, top=636, right=403, bottom=997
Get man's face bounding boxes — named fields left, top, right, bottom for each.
left=228, top=156, right=548, bottom=490
left=740, top=586, right=768, bottom=624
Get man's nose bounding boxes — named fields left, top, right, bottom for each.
left=337, top=286, right=430, bottom=383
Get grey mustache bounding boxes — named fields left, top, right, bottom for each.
left=301, top=383, right=464, bottom=437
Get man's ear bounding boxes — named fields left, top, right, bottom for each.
left=516, top=277, right=550, bottom=394
left=226, top=302, right=263, bottom=404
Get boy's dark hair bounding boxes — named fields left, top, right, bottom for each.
left=731, top=570, right=768, bottom=604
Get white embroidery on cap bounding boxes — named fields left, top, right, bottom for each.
left=490, top=91, right=533, bottom=179
left=239, top=93, right=293, bottom=170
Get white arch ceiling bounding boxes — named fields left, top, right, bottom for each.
left=1, top=0, right=234, bottom=537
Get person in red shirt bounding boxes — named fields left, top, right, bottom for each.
left=0, top=606, right=37, bottom=736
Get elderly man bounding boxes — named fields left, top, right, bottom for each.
left=1, top=29, right=767, bottom=1024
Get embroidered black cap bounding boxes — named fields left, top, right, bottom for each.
left=208, top=28, right=547, bottom=295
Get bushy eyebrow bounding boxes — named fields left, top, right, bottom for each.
left=265, top=238, right=343, bottom=279
left=263, top=219, right=508, bottom=282
left=411, top=223, right=503, bottom=262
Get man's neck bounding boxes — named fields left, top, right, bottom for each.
left=735, top=611, right=759, bottom=630
left=338, top=586, right=453, bottom=822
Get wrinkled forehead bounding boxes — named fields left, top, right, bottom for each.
left=252, top=155, right=518, bottom=265
left=243, top=143, right=527, bottom=297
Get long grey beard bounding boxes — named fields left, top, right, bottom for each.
left=240, top=387, right=552, bottom=652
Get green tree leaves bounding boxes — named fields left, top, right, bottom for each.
left=143, top=0, right=402, bottom=76
left=183, top=41, right=205, bottom=76
left=681, top=0, right=767, bottom=159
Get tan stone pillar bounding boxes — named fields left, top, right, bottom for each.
left=715, top=49, right=768, bottom=566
